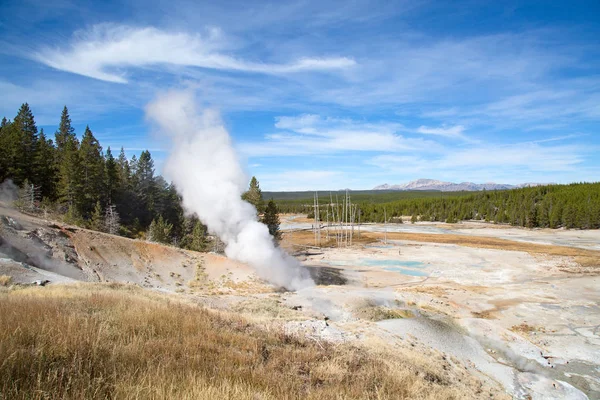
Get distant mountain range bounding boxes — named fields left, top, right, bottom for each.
left=373, top=179, right=549, bottom=192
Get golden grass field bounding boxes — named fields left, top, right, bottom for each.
left=0, top=283, right=502, bottom=400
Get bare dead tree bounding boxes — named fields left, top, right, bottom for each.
left=104, top=205, right=120, bottom=235
left=17, top=182, right=41, bottom=213
left=384, top=207, right=388, bottom=245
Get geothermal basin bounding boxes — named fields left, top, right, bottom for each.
left=279, top=217, right=600, bottom=399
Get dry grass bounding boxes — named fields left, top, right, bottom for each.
left=510, top=323, right=547, bottom=334
left=353, top=299, right=415, bottom=321
left=0, top=283, right=501, bottom=400
left=0, top=275, right=12, bottom=286
left=356, top=305, right=414, bottom=321
left=188, top=260, right=208, bottom=288
left=232, top=297, right=304, bottom=321
left=471, top=310, right=495, bottom=319
left=281, top=230, right=377, bottom=251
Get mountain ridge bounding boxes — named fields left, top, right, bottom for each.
left=373, top=178, right=549, bottom=192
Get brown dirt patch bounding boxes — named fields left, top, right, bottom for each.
left=281, top=230, right=376, bottom=251
left=405, top=286, right=448, bottom=297
left=471, top=310, right=496, bottom=319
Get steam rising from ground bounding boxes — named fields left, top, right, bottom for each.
left=146, top=90, right=313, bottom=290
left=0, top=180, right=18, bottom=203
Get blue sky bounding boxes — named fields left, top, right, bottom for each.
left=1, top=0, right=599, bottom=190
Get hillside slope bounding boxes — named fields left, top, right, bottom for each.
left=0, top=201, right=259, bottom=293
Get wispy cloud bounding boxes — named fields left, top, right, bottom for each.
left=33, top=24, right=356, bottom=83
left=258, top=169, right=343, bottom=191
left=239, top=114, right=440, bottom=157
left=417, top=125, right=466, bottom=139
left=368, top=140, right=592, bottom=184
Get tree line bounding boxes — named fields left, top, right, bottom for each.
left=278, top=183, right=600, bottom=229
left=0, top=103, right=282, bottom=248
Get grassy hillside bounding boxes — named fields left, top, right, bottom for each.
left=0, top=283, right=498, bottom=400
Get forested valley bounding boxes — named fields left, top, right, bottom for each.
left=1, top=102, right=598, bottom=247
left=278, top=183, right=600, bottom=229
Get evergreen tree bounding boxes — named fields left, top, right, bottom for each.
left=89, top=201, right=104, bottom=231
left=11, top=103, right=39, bottom=185
left=242, top=176, right=264, bottom=215
left=133, top=150, right=155, bottom=226
left=117, top=147, right=130, bottom=182
left=55, top=106, right=76, bottom=157
left=64, top=203, right=84, bottom=226
left=153, top=180, right=184, bottom=241
left=57, top=137, right=81, bottom=208
left=78, top=126, right=105, bottom=216
left=114, top=147, right=134, bottom=225
left=55, top=107, right=81, bottom=209
left=526, top=205, right=537, bottom=229
left=181, top=217, right=207, bottom=252
left=563, top=204, right=576, bottom=229
left=105, top=147, right=118, bottom=204
left=33, top=129, right=57, bottom=200
left=147, top=215, right=173, bottom=244
left=0, top=118, right=12, bottom=181
left=262, top=199, right=282, bottom=243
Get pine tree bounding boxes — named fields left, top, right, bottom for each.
left=262, top=199, right=281, bottom=243
left=64, top=203, right=83, bottom=226
left=181, top=217, right=207, bottom=252
left=242, top=176, right=264, bottom=215
left=55, top=106, right=76, bottom=157
left=0, top=118, right=13, bottom=182
left=563, top=204, right=576, bottom=229
left=57, top=137, right=81, bottom=208
left=33, top=129, right=57, bottom=200
left=147, top=215, right=172, bottom=244
left=526, top=205, right=537, bottom=229
left=12, top=103, right=39, bottom=185
left=114, top=147, right=134, bottom=224
left=89, top=201, right=104, bottom=231
left=133, top=150, right=155, bottom=226
left=78, top=126, right=105, bottom=216
left=55, top=107, right=81, bottom=209
left=105, top=147, right=118, bottom=205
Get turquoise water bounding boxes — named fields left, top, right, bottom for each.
left=360, top=259, right=426, bottom=268
left=384, top=267, right=428, bottom=276
left=322, top=259, right=429, bottom=277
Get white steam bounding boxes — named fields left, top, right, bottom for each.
left=146, top=90, right=314, bottom=290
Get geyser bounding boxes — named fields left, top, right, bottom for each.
left=146, top=90, right=314, bottom=290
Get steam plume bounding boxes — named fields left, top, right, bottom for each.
left=146, top=90, right=314, bottom=290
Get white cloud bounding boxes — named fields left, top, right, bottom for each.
left=239, top=114, right=440, bottom=157
left=367, top=140, right=591, bottom=184
left=258, top=169, right=343, bottom=191
left=417, top=125, right=466, bottom=139
left=34, top=24, right=356, bottom=83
